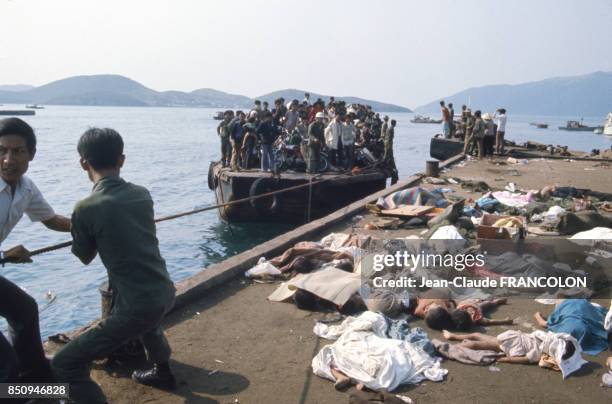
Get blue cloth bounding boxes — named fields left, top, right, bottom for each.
left=547, top=299, right=608, bottom=355
left=476, top=196, right=499, bottom=212
left=385, top=317, right=436, bottom=356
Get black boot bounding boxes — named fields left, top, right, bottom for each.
left=131, top=363, right=176, bottom=390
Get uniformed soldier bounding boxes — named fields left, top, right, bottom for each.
left=217, top=110, right=234, bottom=167
left=383, top=119, right=399, bottom=184
left=52, top=128, right=177, bottom=404
left=380, top=115, right=389, bottom=139
left=307, top=112, right=326, bottom=173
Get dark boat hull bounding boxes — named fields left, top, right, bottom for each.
left=209, top=163, right=388, bottom=223
left=558, top=126, right=601, bottom=131
left=430, top=137, right=464, bottom=160
left=0, top=110, right=35, bottom=116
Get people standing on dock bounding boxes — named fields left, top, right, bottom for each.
left=307, top=112, right=326, bottom=173
left=217, top=110, right=233, bottom=167
left=384, top=119, right=399, bottom=184
left=0, top=118, right=72, bottom=385
left=448, top=103, right=455, bottom=137
left=467, top=110, right=485, bottom=160
left=440, top=100, right=451, bottom=139
left=495, top=108, right=507, bottom=155
left=52, top=128, right=177, bottom=403
left=325, top=113, right=344, bottom=167
left=256, top=111, right=277, bottom=172
left=342, top=114, right=356, bottom=169
left=228, top=110, right=246, bottom=170
left=483, top=113, right=496, bottom=158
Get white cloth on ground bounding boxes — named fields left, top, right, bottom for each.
left=312, top=311, right=447, bottom=391
left=497, top=330, right=587, bottom=378
left=429, top=225, right=464, bottom=240
left=605, top=300, right=612, bottom=332
left=245, top=257, right=282, bottom=278
left=314, top=311, right=388, bottom=340
left=569, top=227, right=612, bottom=247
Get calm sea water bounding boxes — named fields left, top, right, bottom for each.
left=0, top=105, right=610, bottom=338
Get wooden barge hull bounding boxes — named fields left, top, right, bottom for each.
left=209, top=163, right=388, bottom=223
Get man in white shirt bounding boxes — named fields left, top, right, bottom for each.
left=0, top=117, right=71, bottom=383
left=495, top=108, right=507, bottom=155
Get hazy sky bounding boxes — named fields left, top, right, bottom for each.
left=1, top=0, right=611, bottom=107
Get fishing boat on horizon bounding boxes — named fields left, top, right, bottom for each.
left=558, top=119, right=603, bottom=132
left=410, top=114, right=442, bottom=124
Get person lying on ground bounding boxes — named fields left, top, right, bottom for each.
left=407, top=291, right=456, bottom=330
left=441, top=329, right=587, bottom=377
left=450, top=298, right=514, bottom=330
left=51, top=128, right=177, bottom=404
left=533, top=298, right=608, bottom=355
left=0, top=118, right=72, bottom=384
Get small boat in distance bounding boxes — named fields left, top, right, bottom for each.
left=411, top=115, right=442, bottom=124
left=213, top=111, right=224, bottom=120
left=25, top=104, right=44, bottom=109
left=603, top=113, right=612, bottom=136
left=558, top=119, right=603, bottom=132
left=529, top=122, right=548, bottom=129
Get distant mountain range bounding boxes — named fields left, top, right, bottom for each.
left=0, top=84, right=34, bottom=92
left=0, top=75, right=411, bottom=112
left=416, top=71, right=612, bottom=116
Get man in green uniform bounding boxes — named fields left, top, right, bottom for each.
left=307, top=112, right=326, bottom=173
left=217, top=110, right=234, bottom=167
left=383, top=119, right=398, bottom=184
left=380, top=115, right=389, bottom=140
left=52, top=128, right=177, bottom=404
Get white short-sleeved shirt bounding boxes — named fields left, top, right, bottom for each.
left=0, top=175, right=55, bottom=245
left=496, top=114, right=507, bottom=132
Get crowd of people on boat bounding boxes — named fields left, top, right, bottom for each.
left=216, top=93, right=399, bottom=183
left=439, top=100, right=508, bottom=159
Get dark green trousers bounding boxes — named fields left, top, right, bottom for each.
left=52, top=304, right=172, bottom=404
left=307, top=146, right=320, bottom=173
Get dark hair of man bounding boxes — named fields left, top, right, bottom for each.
left=77, top=128, right=124, bottom=170
left=450, top=309, right=473, bottom=331
left=462, top=105, right=467, bottom=110
left=499, top=108, right=506, bottom=114
left=448, top=103, right=453, bottom=108
left=474, top=110, right=482, bottom=118
left=439, top=100, right=445, bottom=106
left=0, top=117, right=37, bottom=154
left=425, top=307, right=453, bottom=330
left=391, top=119, right=397, bottom=125
left=254, top=100, right=261, bottom=105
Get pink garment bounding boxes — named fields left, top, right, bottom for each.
left=491, top=191, right=535, bottom=208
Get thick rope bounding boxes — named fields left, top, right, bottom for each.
left=1, top=172, right=361, bottom=263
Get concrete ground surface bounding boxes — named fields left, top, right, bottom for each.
left=88, top=156, right=612, bottom=404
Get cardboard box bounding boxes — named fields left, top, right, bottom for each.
left=477, top=214, right=526, bottom=240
